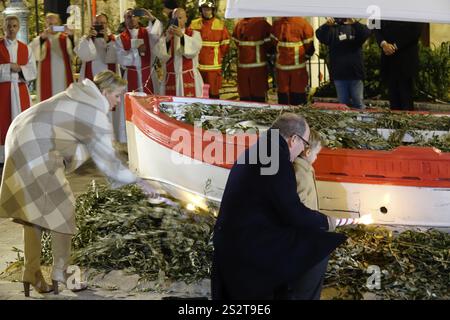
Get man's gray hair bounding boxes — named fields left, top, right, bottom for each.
left=271, top=112, right=308, bottom=139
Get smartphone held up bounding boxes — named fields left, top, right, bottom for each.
left=93, top=24, right=104, bottom=37
left=52, top=25, right=65, bottom=32
left=169, top=17, right=179, bottom=27
left=132, top=8, right=146, bottom=17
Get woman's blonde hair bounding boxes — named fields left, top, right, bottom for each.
left=299, top=129, right=324, bottom=161
left=308, top=129, right=324, bottom=152
left=94, top=70, right=127, bottom=93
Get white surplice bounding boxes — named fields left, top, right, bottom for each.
left=75, top=34, right=118, bottom=79
left=155, top=29, right=204, bottom=97
left=114, top=19, right=162, bottom=143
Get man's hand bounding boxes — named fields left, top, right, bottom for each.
left=143, top=9, right=156, bottom=22
left=381, top=41, right=396, bottom=56
left=64, top=25, right=74, bottom=36
left=88, top=27, right=97, bottom=38
left=165, top=29, right=174, bottom=41
left=10, top=63, right=21, bottom=73
left=40, top=28, right=51, bottom=40
left=169, top=25, right=184, bottom=38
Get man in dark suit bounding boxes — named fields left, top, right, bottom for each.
left=374, top=20, right=424, bottom=110
left=211, top=113, right=347, bottom=300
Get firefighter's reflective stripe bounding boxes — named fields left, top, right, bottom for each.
left=199, top=64, right=222, bottom=70
left=202, top=41, right=224, bottom=67
left=202, top=40, right=220, bottom=46
left=232, top=38, right=265, bottom=46
left=238, top=61, right=267, bottom=68
left=277, top=40, right=304, bottom=47
left=274, top=36, right=313, bottom=70
left=233, top=37, right=271, bottom=69
left=203, top=40, right=230, bottom=46
left=275, top=62, right=306, bottom=70
left=276, top=37, right=314, bottom=47
left=303, top=37, right=314, bottom=44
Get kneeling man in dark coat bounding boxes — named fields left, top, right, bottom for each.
left=212, top=113, right=347, bottom=300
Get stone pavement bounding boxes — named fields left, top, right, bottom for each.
left=0, top=270, right=211, bottom=300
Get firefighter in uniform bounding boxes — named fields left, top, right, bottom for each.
left=191, top=0, right=230, bottom=99
left=271, top=17, right=315, bottom=105
left=232, top=18, right=272, bottom=102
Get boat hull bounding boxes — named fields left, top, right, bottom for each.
left=125, top=94, right=450, bottom=227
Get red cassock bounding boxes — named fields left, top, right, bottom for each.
left=39, top=33, right=73, bottom=101
left=165, top=28, right=196, bottom=97
left=119, top=28, right=153, bottom=94
left=84, top=34, right=117, bottom=81
left=0, top=39, right=31, bottom=145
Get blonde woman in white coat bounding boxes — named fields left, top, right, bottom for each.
left=0, top=70, right=155, bottom=297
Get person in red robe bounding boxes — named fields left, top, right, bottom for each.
left=0, top=15, right=36, bottom=164
left=75, top=13, right=118, bottom=81
left=29, top=13, right=74, bottom=102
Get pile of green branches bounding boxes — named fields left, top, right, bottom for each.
left=39, top=184, right=449, bottom=299
left=325, top=225, right=449, bottom=300
left=41, top=182, right=215, bottom=282
left=160, top=103, right=450, bottom=151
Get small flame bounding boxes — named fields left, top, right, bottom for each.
left=186, top=203, right=196, bottom=211
left=357, top=214, right=374, bottom=225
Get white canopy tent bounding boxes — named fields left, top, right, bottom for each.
left=225, top=0, right=450, bottom=24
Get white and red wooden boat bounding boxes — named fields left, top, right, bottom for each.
left=125, top=94, right=450, bottom=227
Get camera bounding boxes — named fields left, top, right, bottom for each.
left=133, top=8, right=146, bottom=17
left=52, top=25, right=65, bottom=32
left=334, top=18, right=347, bottom=25
left=93, top=24, right=104, bottom=37
left=169, top=17, right=179, bottom=27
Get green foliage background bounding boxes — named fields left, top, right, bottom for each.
left=316, top=36, right=450, bottom=103
left=135, top=0, right=199, bottom=25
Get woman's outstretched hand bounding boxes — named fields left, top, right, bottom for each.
left=136, top=179, right=179, bottom=207
left=136, top=178, right=159, bottom=198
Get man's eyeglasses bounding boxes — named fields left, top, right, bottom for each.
left=294, top=134, right=310, bottom=148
